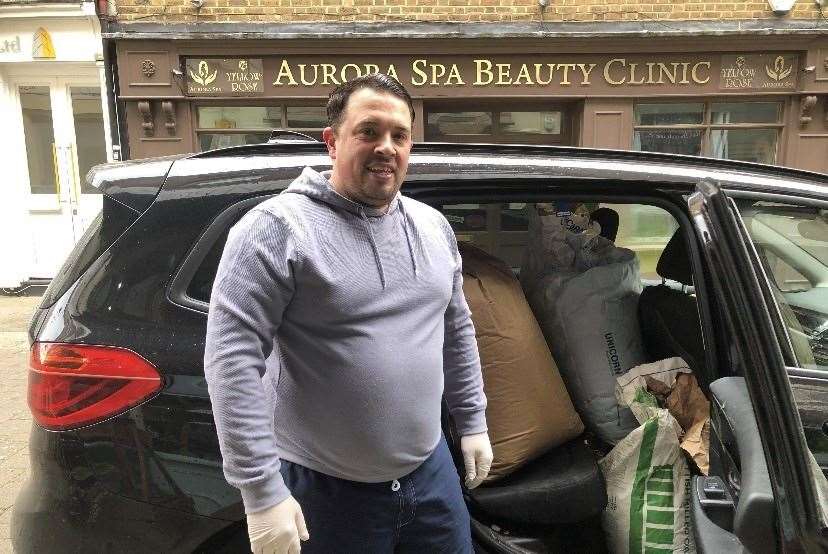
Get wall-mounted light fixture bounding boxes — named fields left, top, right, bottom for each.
left=767, top=0, right=796, bottom=15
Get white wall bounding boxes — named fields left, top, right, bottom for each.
left=0, top=4, right=108, bottom=288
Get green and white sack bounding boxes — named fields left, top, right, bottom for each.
left=599, top=394, right=696, bottom=554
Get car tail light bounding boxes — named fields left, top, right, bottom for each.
left=28, top=342, right=162, bottom=431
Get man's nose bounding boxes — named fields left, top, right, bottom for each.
left=375, top=133, right=396, bottom=156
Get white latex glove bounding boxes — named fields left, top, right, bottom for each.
left=460, top=431, right=493, bottom=489
left=247, top=495, right=309, bottom=554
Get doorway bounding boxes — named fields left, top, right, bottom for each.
left=15, top=76, right=107, bottom=279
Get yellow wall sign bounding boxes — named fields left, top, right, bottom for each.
left=32, top=27, right=55, bottom=59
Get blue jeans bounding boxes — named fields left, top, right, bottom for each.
left=279, top=437, right=473, bottom=553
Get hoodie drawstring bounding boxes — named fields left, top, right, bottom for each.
left=398, top=200, right=419, bottom=277
left=360, top=208, right=387, bottom=289
left=359, top=201, right=419, bottom=290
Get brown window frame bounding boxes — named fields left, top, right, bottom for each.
left=424, top=100, right=572, bottom=145
left=633, top=98, right=786, bottom=163
left=192, top=100, right=327, bottom=151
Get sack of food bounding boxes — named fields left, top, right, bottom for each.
left=522, top=203, right=646, bottom=444
left=460, top=243, right=584, bottom=480
left=599, top=393, right=696, bottom=554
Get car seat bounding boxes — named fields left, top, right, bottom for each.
left=441, top=403, right=607, bottom=526
left=638, top=229, right=707, bottom=377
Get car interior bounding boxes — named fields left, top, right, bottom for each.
left=425, top=197, right=777, bottom=554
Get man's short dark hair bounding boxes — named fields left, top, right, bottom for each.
left=327, top=73, right=415, bottom=131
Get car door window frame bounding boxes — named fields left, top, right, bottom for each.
left=167, top=192, right=279, bottom=313
left=725, top=188, right=828, bottom=378
left=697, top=183, right=828, bottom=550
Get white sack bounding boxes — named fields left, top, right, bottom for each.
left=599, top=401, right=696, bottom=554
left=522, top=203, right=646, bottom=444
left=616, top=357, right=692, bottom=421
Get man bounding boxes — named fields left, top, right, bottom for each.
left=204, top=73, right=492, bottom=554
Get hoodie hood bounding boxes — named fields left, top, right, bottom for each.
left=283, top=167, right=418, bottom=288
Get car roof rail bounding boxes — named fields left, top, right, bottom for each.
left=267, top=129, right=320, bottom=143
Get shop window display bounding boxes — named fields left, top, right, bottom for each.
left=425, top=106, right=565, bottom=144
left=196, top=104, right=324, bottom=150
left=634, top=101, right=782, bottom=164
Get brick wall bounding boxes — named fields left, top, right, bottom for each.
left=114, top=0, right=824, bottom=23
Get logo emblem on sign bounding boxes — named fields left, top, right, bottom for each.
left=765, top=56, right=792, bottom=82
left=239, top=60, right=248, bottom=71
left=189, top=60, right=217, bottom=86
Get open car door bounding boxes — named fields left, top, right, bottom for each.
left=687, top=181, right=827, bottom=554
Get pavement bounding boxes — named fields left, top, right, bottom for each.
left=0, top=294, right=41, bottom=554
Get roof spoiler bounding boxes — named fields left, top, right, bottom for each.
left=85, top=156, right=181, bottom=213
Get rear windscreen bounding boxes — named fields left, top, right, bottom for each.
left=187, top=223, right=236, bottom=304
left=40, top=197, right=137, bottom=308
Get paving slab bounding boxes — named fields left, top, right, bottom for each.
left=0, top=295, right=40, bottom=553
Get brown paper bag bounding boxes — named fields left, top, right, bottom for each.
left=665, top=373, right=711, bottom=475
left=460, top=243, right=584, bottom=480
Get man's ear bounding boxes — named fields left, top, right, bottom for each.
left=322, top=127, right=337, bottom=160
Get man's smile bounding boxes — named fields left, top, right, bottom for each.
left=367, top=164, right=395, bottom=175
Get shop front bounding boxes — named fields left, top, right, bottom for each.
left=114, top=36, right=828, bottom=176
left=1, top=2, right=112, bottom=289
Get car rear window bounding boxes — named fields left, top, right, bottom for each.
left=40, top=197, right=137, bottom=308
left=171, top=194, right=274, bottom=310
left=187, top=224, right=235, bottom=304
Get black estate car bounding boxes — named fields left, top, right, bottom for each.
left=12, top=139, right=828, bottom=553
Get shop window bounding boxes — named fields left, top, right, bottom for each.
left=425, top=105, right=566, bottom=144
left=198, top=106, right=282, bottom=129
left=633, top=101, right=783, bottom=164
left=427, top=112, right=492, bottom=137
left=636, top=103, right=704, bottom=125
left=499, top=111, right=561, bottom=135
left=286, top=106, right=327, bottom=128
left=196, top=104, right=325, bottom=151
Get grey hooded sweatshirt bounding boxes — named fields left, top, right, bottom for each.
left=204, top=167, right=487, bottom=514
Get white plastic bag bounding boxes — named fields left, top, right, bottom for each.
left=616, top=357, right=692, bottom=421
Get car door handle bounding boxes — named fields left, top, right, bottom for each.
left=691, top=476, right=742, bottom=552
left=695, top=475, right=735, bottom=532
